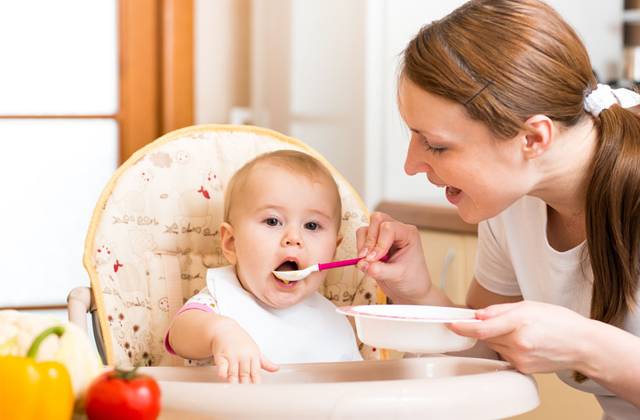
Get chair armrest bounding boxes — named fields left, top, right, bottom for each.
left=67, top=286, right=94, bottom=332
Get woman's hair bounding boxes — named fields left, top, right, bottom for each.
left=223, top=149, right=342, bottom=229
left=402, top=0, right=640, bottom=380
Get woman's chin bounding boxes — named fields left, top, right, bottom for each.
left=456, top=204, right=484, bottom=225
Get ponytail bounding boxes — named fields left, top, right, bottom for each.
left=578, top=104, right=640, bottom=381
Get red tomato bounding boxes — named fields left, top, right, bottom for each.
left=85, top=368, right=161, bottom=420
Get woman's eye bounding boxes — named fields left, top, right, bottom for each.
left=421, top=137, right=446, bottom=154
left=304, top=221, right=320, bottom=231
left=264, top=217, right=281, bottom=227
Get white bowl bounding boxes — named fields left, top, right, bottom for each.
left=337, top=304, right=479, bottom=353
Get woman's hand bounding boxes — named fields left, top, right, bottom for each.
left=356, top=212, right=433, bottom=304
left=210, top=318, right=278, bottom=384
left=448, top=301, right=592, bottom=374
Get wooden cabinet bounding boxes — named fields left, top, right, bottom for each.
left=378, top=202, right=603, bottom=420
left=419, top=230, right=476, bottom=306
left=510, top=374, right=602, bottom=420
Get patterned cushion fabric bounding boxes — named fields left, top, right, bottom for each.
left=84, top=125, right=384, bottom=367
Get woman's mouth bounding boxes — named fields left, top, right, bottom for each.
left=445, top=185, right=463, bottom=204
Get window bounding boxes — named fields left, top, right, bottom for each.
left=0, top=0, right=193, bottom=309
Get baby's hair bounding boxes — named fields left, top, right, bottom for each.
left=223, top=149, right=342, bottom=229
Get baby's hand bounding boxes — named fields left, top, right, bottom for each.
left=210, top=318, right=279, bottom=384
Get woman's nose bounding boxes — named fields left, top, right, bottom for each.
left=404, top=152, right=433, bottom=175
left=404, top=137, right=433, bottom=175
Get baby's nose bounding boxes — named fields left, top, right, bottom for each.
left=281, top=231, right=303, bottom=247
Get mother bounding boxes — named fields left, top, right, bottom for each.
left=357, top=0, right=640, bottom=417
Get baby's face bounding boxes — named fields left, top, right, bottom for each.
left=224, top=163, right=341, bottom=309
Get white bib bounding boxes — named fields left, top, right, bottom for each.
left=207, top=266, right=362, bottom=364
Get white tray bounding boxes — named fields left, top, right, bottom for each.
left=141, top=357, right=539, bottom=420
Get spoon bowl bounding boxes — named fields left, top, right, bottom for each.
left=272, top=264, right=319, bottom=282
left=272, top=255, right=389, bottom=282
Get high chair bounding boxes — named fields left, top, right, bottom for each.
left=68, top=125, right=539, bottom=419
left=68, top=124, right=385, bottom=367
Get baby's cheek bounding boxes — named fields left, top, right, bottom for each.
left=307, top=273, right=327, bottom=290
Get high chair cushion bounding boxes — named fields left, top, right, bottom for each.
left=84, top=125, right=383, bottom=367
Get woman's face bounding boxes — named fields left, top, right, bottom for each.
left=398, top=77, right=535, bottom=223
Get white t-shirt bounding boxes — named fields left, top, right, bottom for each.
left=183, top=265, right=363, bottom=364
left=475, top=196, right=640, bottom=420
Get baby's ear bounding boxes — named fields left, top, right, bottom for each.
left=219, top=222, right=237, bottom=264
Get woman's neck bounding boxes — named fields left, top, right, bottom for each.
left=529, top=118, right=598, bottom=220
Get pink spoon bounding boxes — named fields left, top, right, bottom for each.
left=272, top=254, right=389, bottom=282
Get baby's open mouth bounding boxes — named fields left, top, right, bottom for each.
left=275, top=260, right=299, bottom=272
left=273, top=259, right=300, bottom=285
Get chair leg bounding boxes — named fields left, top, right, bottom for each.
left=90, top=309, right=108, bottom=365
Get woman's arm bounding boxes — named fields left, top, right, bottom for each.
left=466, top=278, right=523, bottom=309
left=578, top=320, right=640, bottom=408
left=450, top=301, right=640, bottom=409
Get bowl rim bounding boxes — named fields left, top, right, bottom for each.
left=336, top=304, right=481, bottom=324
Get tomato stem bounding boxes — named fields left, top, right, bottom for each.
left=113, top=366, right=140, bottom=381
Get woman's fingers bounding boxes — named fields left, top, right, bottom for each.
left=449, top=302, right=525, bottom=339
left=448, top=312, right=518, bottom=340
left=476, top=302, right=522, bottom=320
left=362, top=257, right=405, bottom=283
left=359, top=212, right=395, bottom=258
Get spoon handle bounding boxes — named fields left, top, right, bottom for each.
left=318, top=254, right=389, bottom=271
left=318, top=257, right=361, bottom=271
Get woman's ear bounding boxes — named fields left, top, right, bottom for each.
left=219, top=222, right=237, bottom=264
left=521, top=114, right=554, bottom=160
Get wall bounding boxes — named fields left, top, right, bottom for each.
left=194, top=0, right=251, bottom=125
left=194, top=1, right=623, bottom=209
left=249, top=0, right=367, bottom=196
left=370, top=0, right=623, bottom=208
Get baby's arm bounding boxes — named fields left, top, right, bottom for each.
left=167, top=309, right=228, bottom=359
left=167, top=309, right=278, bottom=383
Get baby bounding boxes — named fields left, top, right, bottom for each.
left=165, top=150, right=362, bottom=384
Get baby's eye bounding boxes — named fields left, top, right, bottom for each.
left=304, top=221, right=320, bottom=231
left=264, top=217, right=281, bottom=227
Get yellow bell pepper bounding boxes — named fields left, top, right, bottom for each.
left=0, top=326, right=74, bottom=420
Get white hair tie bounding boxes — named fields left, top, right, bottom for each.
left=584, top=83, right=640, bottom=117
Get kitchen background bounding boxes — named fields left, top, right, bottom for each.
left=0, top=1, right=633, bottom=418
left=0, top=0, right=627, bottom=336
